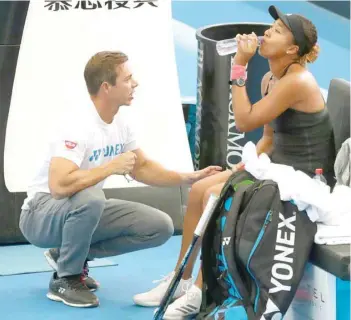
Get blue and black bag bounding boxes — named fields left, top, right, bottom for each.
left=196, top=170, right=317, bottom=320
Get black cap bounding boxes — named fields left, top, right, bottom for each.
left=268, top=5, right=309, bottom=56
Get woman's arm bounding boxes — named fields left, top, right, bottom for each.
left=255, top=72, right=274, bottom=156
left=230, top=33, right=307, bottom=132
left=232, top=72, right=305, bottom=132
left=256, top=125, right=274, bottom=155
left=234, top=72, right=275, bottom=172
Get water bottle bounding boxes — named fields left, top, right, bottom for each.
left=216, top=36, right=264, bottom=56
left=313, top=168, right=327, bottom=185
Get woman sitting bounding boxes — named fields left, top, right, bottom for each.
left=133, top=5, right=335, bottom=319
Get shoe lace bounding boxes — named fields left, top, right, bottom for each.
left=174, top=285, right=199, bottom=309
left=82, top=260, right=89, bottom=279
left=152, top=272, right=173, bottom=284
left=66, top=276, right=88, bottom=291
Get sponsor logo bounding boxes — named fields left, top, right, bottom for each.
left=44, top=0, right=158, bottom=11
left=226, top=56, right=245, bottom=169
left=89, top=143, right=124, bottom=162
left=194, top=46, right=203, bottom=170
left=222, top=237, right=231, bottom=245
left=269, top=213, right=296, bottom=294
left=65, top=140, right=77, bottom=149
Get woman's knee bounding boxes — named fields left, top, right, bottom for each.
left=203, top=183, right=225, bottom=208
left=188, top=169, right=232, bottom=202
left=188, top=179, right=209, bottom=203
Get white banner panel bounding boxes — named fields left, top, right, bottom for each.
left=5, top=0, right=193, bottom=192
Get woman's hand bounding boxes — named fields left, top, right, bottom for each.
left=234, top=32, right=259, bottom=66
left=232, top=162, right=245, bottom=173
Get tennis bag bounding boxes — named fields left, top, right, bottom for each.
left=196, top=170, right=317, bottom=320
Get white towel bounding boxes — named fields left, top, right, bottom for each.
left=241, top=142, right=351, bottom=244
left=315, top=224, right=351, bottom=245
left=314, top=185, right=351, bottom=244
left=241, top=142, right=332, bottom=222
left=319, top=185, right=351, bottom=224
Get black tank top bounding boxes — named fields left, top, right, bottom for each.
left=265, top=63, right=336, bottom=186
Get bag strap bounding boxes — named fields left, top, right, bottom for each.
left=220, top=170, right=256, bottom=198
left=201, top=183, right=235, bottom=306
left=219, top=182, right=256, bottom=318
left=200, top=170, right=257, bottom=316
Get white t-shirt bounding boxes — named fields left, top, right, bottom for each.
left=22, top=104, right=138, bottom=209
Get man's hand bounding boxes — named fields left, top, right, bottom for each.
left=184, top=165, right=222, bottom=184
left=109, top=151, right=137, bottom=175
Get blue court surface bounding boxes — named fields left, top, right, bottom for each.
left=0, top=236, right=190, bottom=320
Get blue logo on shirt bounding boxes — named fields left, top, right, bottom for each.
left=89, top=144, right=124, bottom=162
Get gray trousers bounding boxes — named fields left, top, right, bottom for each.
left=19, top=187, right=174, bottom=277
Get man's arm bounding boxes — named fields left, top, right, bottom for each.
left=130, top=149, right=222, bottom=186
left=49, top=157, right=116, bottom=199
left=49, top=152, right=136, bottom=199
left=130, top=149, right=189, bottom=186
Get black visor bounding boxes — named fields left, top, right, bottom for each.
left=268, top=5, right=309, bottom=56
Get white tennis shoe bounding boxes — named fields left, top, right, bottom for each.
left=133, top=271, right=193, bottom=307
left=153, top=284, right=202, bottom=319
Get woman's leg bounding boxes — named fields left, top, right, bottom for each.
left=175, top=171, right=232, bottom=280
left=150, top=182, right=228, bottom=319
left=133, top=169, right=236, bottom=307
left=194, top=265, right=203, bottom=289
left=190, top=182, right=226, bottom=289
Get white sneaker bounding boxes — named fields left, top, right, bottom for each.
left=133, top=272, right=193, bottom=307
left=154, top=284, right=202, bottom=319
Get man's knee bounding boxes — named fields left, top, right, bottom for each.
left=155, top=211, right=174, bottom=244
left=143, top=209, right=174, bottom=247
left=70, top=187, right=106, bottom=221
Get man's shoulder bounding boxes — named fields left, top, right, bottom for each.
left=52, top=110, right=93, bottom=141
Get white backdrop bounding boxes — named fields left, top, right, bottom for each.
left=4, top=0, right=193, bottom=192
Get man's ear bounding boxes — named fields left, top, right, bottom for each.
left=100, top=81, right=110, bottom=94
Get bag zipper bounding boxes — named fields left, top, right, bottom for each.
left=246, top=210, right=273, bottom=312
left=236, top=182, right=276, bottom=242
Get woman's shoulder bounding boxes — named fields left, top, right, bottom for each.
left=286, top=64, right=315, bottom=82
left=282, top=65, right=319, bottom=93
left=285, top=64, right=324, bottom=111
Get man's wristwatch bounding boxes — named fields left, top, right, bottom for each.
left=229, top=77, right=246, bottom=87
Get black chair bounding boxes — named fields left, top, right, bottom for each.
left=310, top=78, right=351, bottom=280
left=327, top=78, right=350, bottom=153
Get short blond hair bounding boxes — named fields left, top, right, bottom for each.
left=84, top=51, right=128, bottom=95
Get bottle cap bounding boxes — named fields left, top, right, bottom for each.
left=315, top=168, right=323, bottom=175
